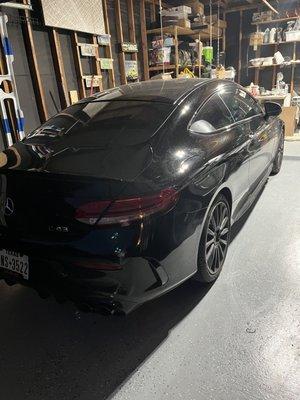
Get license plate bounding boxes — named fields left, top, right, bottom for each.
left=0, top=249, right=29, bottom=280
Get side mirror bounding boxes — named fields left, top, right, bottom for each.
left=189, top=120, right=216, bottom=134
left=264, top=101, right=282, bottom=118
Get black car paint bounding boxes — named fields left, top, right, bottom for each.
left=0, top=79, right=283, bottom=314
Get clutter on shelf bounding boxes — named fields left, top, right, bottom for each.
left=250, top=17, right=300, bottom=47
left=147, top=1, right=231, bottom=80
left=252, top=8, right=300, bottom=23
left=246, top=72, right=289, bottom=97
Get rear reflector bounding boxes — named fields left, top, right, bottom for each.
left=75, top=188, right=179, bottom=226
left=74, top=261, right=122, bottom=271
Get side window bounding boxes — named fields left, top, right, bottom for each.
left=192, top=94, right=234, bottom=132
left=221, top=89, right=263, bottom=122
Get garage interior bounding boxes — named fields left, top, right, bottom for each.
left=0, top=0, right=299, bottom=399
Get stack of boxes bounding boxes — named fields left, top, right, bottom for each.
left=161, top=5, right=192, bottom=29
left=161, top=2, right=225, bottom=37
left=184, top=0, right=204, bottom=15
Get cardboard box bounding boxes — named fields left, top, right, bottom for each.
left=177, top=19, right=191, bottom=28
left=209, top=15, right=227, bottom=28
left=162, top=16, right=191, bottom=28
left=201, top=25, right=223, bottom=37
left=280, top=106, right=298, bottom=136
left=184, top=1, right=204, bottom=15
left=162, top=10, right=189, bottom=19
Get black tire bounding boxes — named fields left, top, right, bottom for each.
left=271, top=132, right=284, bottom=175
left=194, top=194, right=231, bottom=283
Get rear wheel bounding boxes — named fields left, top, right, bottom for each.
left=195, top=194, right=231, bottom=283
left=271, top=132, right=284, bottom=175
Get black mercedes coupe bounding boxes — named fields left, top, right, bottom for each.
left=0, top=79, right=284, bottom=314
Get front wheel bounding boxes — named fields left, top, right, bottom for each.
left=195, top=194, right=231, bottom=283
left=271, top=133, right=284, bottom=175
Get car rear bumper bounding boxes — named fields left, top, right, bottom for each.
left=0, top=245, right=175, bottom=315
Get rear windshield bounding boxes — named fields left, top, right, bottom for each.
left=27, top=100, right=173, bottom=147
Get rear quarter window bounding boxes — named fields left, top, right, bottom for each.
left=221, top=88, right=263, bottom=122
left=27, top=100, right=173, bottom=147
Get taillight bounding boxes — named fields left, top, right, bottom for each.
left=75, top=188, right=179, bottom=226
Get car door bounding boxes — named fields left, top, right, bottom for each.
left=224, top=87, right=273, bottom=192
left=190, top=90, right=251, bottom=219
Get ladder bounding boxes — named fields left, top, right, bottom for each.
left=0, top=12, right=25, bottom=146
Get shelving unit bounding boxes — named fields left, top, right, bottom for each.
left=251, top=16, right=300, bottom=93
left=146, top=24, right=223, bottom=78
left=251, top=16, right=299, bottom=26
left=115, top=0, right=138, bottom=85
left=147, top=25, right=203, bottom=78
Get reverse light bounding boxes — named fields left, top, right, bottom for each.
left=75, top=188, right=179, bottom=226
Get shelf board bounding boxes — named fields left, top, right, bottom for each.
left=249, top=61, right=300, bottom=69
left=258, top=40, right=300, bottom=46
left=149, top=64, right=201, bottom=71
left=248, top=64, right=274, bottom=69
left=147, top=25, right=196, bottom=35
left=251, top=16, right=299, bottom=26
left=255, top=95, right=288, bottom=100
left=146, top=25, right=219, bottom=39
left=149, top=64, right=175, bottom=71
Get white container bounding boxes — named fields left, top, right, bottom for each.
left=250, top=58, right=263, bottom=67
left=169, top=6, right=192, bottom=14
left=269, top=28, right=276, bottom=43
left=274, top=51, right=284, bottom=65
left=286, top=30, right=300, bottom=42
left=262, top=56, right=274, bottom=66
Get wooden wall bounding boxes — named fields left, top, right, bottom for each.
left=0, top=0, right=152, bottom=143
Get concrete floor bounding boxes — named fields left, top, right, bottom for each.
left=0, top=142, right=299, bottom=400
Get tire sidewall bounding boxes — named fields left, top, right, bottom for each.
left=196, top=194, right=231, bottom=283
left=271, top=132, right=284, bottom=175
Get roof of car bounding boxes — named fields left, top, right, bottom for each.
left=87, top=78, right=210, bottom=104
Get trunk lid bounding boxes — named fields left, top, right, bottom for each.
left=0, top=170, right=122, bottom=239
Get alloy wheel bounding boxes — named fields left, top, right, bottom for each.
left=205, top=201, right=230, bottom=274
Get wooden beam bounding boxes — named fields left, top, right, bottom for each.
left=102, top=0, right=116, bottom=88
left=290, top=41, right=296, bottom=94
left=92, top=35, right=103, bottom=93
left=127, top=0, right=136, bottom=43
left=127, top=0, right=138, bottom=63
left=140, top=0, right=149, bottom=81
left=261, top=0, right=278, bottom=14
left=225, top=4, right=258, bottom=12
left=174, top=26, right=179, bottom=78
left=150, top=0, right=156, bottom=23
left=115, top=0, right=127, bottom=84
left=20, top=8, right=48, bottom=122
left=70, top=32, right=86, bottom=99
left=237, top=10, right=242, bottom=84
left=222, top=11, right=226, bottom=52
left=49, top=28, right=69, bottom=109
